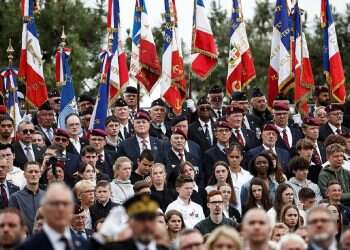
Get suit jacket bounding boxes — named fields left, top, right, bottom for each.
left=13, top=142, right=44, bottom=170
left=243, top=145, right=290, bottom=173
left=203, top=145, right=228, bottom=185
left=163, top=140, right=202, bottom=160
left=188, top=120, right=216, bottom=152
left=149, top=122, right=171, bottom=140
left=117, top=136, right=166, bottom=167
left=319, top=123, right=350, bottom=142
left=165, top=149, right=203, bottom=188
left=275, top=125, right=303, bottom=151
left=66, top=138, right=89, bottom=155
left=96, top=150, right=117, bottom=178
left=230, top=127, right=260, bottom=151
left=62, top=152, right=81, bottom=186
left=118, top=121, right=134, bottom=141
left=101, top=238, right=168, bottom=250
left=244, top=114, right=259, bottom=132
left=35, top=125, right=53, bottom=146
left=0, top=181, right=19, bottom=209
left=16, top=228, right=89, bottom=250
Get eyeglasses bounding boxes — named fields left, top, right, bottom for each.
left=208, top=201, right=224, bottom=204
left=54, top=137, right=68, bottom=143
left=22, top=129, right=35, bottom=134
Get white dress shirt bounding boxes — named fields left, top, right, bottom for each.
left=136, top=136, right=151, bottom=151
left=136, top=240, right=157, bottom=250
left=43, top=223, right=73, bottom=250
left=69, top=138, right=81, bottom=153
left=7, top=166, right=26, bottom=189
left=230, top=168, right=253, bottom=214
left=120, top=123, right=129, bottom=139
left=262, top=144, right=277, bottom=154
left=165, top=197, right=205, bottom=228
left=198, top=119, right=213, bottom=145
left=328, top=122, right=342, bottom=134
left=275, top=125, right=292, bottom=148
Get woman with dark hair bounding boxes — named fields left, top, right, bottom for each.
left=165, top=210, right=185, bottom=243
left=74, top=162, right=110, bottom=185
left=240, top=152, right=278, bottom=205
left=267, top=183, right=305, bottom=226
left=206, top=161, right=237, bottom=206
left=265, top=150, right=287, bottom=183
left=280, top=204, right=301, bottom=232
left=226, top=143, right=253, bottom=214
left=217, top=183, right=241, bottom=223
left=242, top=177, right=272, bottom=214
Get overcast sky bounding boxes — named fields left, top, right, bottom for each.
left=86, top=0, right=349, bottom=52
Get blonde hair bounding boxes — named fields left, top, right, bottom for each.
left=206, top=226, right=243, bottom=250
left=74, top=180, right=95, bottom=196
left=113, top=156, right=132, bottom=174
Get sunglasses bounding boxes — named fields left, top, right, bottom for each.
left=22, top=129, right=35, bottom=134
left=54, top=137, right=68, bottom=143
left=199, top=106, right=211, bottom=111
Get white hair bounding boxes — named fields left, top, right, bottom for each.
left=40, top=182, right=74, bottom=205
left=276, top=234, right=307, bottom=250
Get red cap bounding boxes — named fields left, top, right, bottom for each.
left=272, top=101, right=289, bottom=112
left=171, top=127, right=187, bottom=140
left=225, top=106, right=244, bottom=115
left=262, top=122, right=279, bottom=133
left=90, top=128, right=107, bottom=137
left=134, top=110, right=151, bottom=122
left=303, top=117, right=321, bottom=127
left=215, top=120, right=231, bottom=130
left=54, top=128, right=70, bottom=138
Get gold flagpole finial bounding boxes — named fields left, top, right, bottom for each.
left=60, top=26, right=67, bottom=48
left=6, top=39, right=15, bottom=67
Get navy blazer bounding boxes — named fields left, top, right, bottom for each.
left=100, top=238, right=167, bottom=250
left=188, top=120, right=216, bottom=152
left=0, top=181, right=19, bottom=209
left=66, top=138, right=89, bottom=156
left=243, top=145, right=290, bottom=173
left=117, top=136, right=165, bottom=167
left=203, top=145, right=228, bottom=185
left=16, top=229, right=89, bottom=250
left=62, top=152, right=80, bottom=186
left=319, top=123, right=350, bottom=142
left=230, top=127, right=260, bottom=151
left=275, top=125, right=303, bottom=151
left=96, top=150, right=117, bottom=178
left=13, top=142, right=44, bottom=170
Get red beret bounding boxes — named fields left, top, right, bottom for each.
left=303, top=117, right=321, bottom=127
left=225, top=106, right=244, bottom=115
left=134, top=110, right=151, bottom=121
left=262, top=122, right=279, bottom=133
left=215, top=120, right=231, bottom=130
left=171, top=127, right=187, bottom=140
left=325, top=104, right=344, bottom=113
left=272, top=101, right=289, bottom=112
left=90, top=128, right=107, bottom=137
left=54, top=128, right=70, bottom=138
left=0, top=105, right=7, bottom=114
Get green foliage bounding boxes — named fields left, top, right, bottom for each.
left=0, top=0, right=106, bottom=95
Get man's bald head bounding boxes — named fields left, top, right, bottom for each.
left=242, top=208, right=271, bottom=246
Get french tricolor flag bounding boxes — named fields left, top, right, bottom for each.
left=293, top=1, right=314, bottom=115
left=226, top=0, right=255, bottom=96
left=18, top=0, right=48, bottom=107
left=160, top=0, right=186, bottom=115
left=267, top=0, right=293, bottom=107
left=191, top=0, right=218, bottom=80
left=321, top=0, right=346, bottom=103
left=108, top=0, right=129, bottom=105
left=130, top=0, right=161, bottom=93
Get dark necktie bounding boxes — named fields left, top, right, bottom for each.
left=312, top=148, right=322, bottom=165
left=282, top=129, right=290, bottom=148
left=204, top=124, right=211, bottom=144
left=24, top=146, right=34, bottom=162
left=0, top=184, right=8, bottom=207
left=217, top=110, right=221, bottom=118
left=141, top=139, right=148, bottom=152
left=178, top=152, right=184, bottom=162
left=60, top=236, right=72, bottom=250
left=124, top=126, right=129, bottom=139
left=235, top=129, right=244, bottom=146
left=336, top=128, right=341, bottom=134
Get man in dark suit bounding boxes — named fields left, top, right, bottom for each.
left=98, top=193, right=166, bottom=250
left=35, top=101, right=56, bottom=146
left=71, top=204, right=93, bottom=239
left=188, top=96, right=216, bottom=152
left=306, top=207, right=338, bottom=250
left=243, top=122, right=290, bottom=172
left=203, top=119, right=232, bottom=184
left=112, top=98, right=134, bottom=141
left=248, top=88, right=273, bottom=130
left=272, top=101, right=303, bottom=151
left=117, top=110, right=166, bottom=166
left=17, top=183, right=89, bottom=250
left=302, top=117, right=326, bottom=164
left=165, top=128, right=203, bottom=188
left=0, top=158, right=19, bottom=209
left=65, top=113, right=89, bottom=155
left=149, top=98, right=171, bottom=140
left=13, top=120, right=44, bottom=169
left=208, top=85, right=225, bottom=122
left=226, top=106, right=259, bottom=151
left=319, top=103, right=350, bottom=142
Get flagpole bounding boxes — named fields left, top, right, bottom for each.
left=6, top=39, right=15, bottom=124
left=189, top=0, right=197, bottom=99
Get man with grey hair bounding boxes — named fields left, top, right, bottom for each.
left=276, top=234, right=307, bottom=250
left=242, top=208, right=273, bottom=250
left=306, top=206, right=337, bottom=250
left=176, top=228, right=205, bottom=250
left=17, top=182, right=89, bottom=250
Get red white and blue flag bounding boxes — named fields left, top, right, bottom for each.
left=191, top=0, right=218, bottom=80
left=107, top=0, right=129, bottom=105
left=0, top=68, right=22, bottom=126
left=321, top=0, right=346, bottom=103
left=160, top=0, right=186, bottom=114
left=130, top=0, right=161, bottom=93
left=18, top=0, right=48, bottom=107
left=293, top=2, right=314, bottom=115
left=226, top=0, right=255, bottom=95
left=267, top=0, right=293, bottom=106
left=55, top=47, right=78, bottom=129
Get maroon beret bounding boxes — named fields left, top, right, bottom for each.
left=303, top=117, right=321, bottom=127
left=215, top=120, right=231, bottom=130
left=171, top=127, right=187, bottom=140
left=0, top=105, right=7, bottom=115
left=225, top=106, right=244, bottom=115
left=134, top=110, right=151, bottom=121
left=325, top=103, right=344, bottom=113
left=272, top=101, right=289, bottom=112
left=54, top=128, right=70, bottom=138
left=262, top=122, right=279, bottom=133
left=90, top=128, right=107, bottom=137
